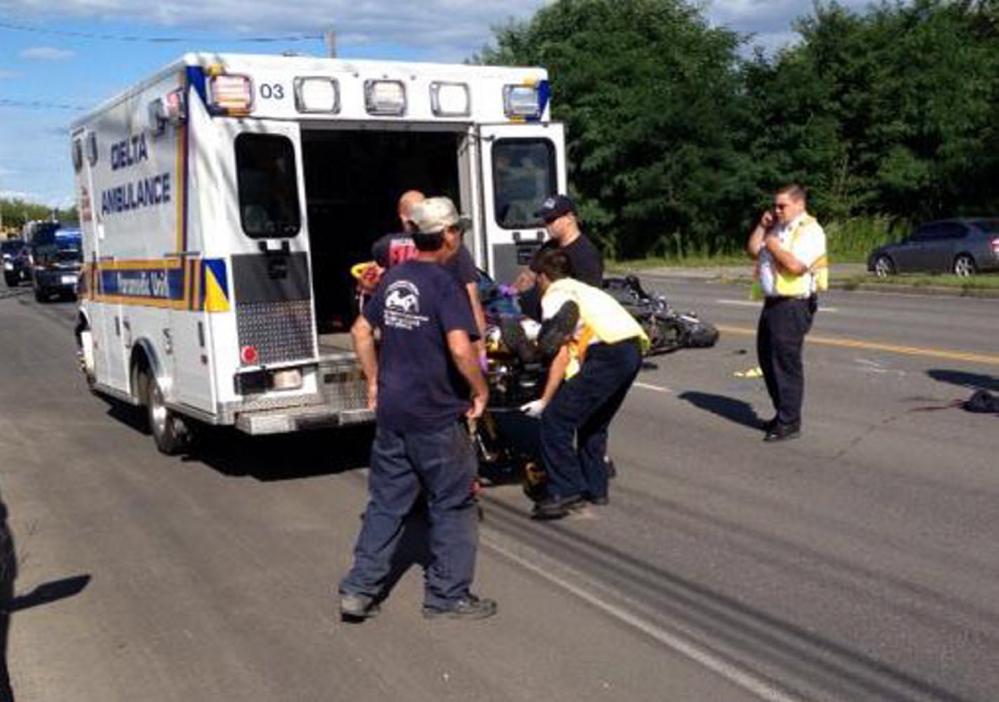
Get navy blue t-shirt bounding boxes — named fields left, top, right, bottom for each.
left=363, top=259, right=478, bottom=432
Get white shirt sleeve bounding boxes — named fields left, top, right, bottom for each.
left=790, top=222, right=827, bottom=268
left=541, top=288, right=573, bottom=321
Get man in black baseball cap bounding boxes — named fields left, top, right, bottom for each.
left=534, top=194, right=575, bottom=223
left=513, top=194, right=604, bottom=318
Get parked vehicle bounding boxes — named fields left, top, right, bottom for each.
left=2, top=239, right=28, bottom=287
left=867, top=219, right=999, bottom=277
left=71, top=52, right=566, bottom=453
left=24, top=222, right=82, bottom=301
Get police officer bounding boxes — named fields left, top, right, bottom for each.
left=339, top=196, right=497, bottom=621
left=747, top=184, right=828, bottom=442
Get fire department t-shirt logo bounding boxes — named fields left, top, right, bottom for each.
left=384, top=280, right=428, bottom=330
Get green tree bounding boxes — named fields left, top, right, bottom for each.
left=478, top=0, right=754, bottom=258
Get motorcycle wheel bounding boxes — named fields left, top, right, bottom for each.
left=641, top=316, right=684, bottom=355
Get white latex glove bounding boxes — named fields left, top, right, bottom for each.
left=520, top=399, right=547, bottom=418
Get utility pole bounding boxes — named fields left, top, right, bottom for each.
left=324, top=28, right=336, bottom=58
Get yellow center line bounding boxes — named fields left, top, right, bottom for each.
left=716, top=324, right=999, bottom=366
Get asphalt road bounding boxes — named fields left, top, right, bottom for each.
left=1, top=279, right=997, bottom=702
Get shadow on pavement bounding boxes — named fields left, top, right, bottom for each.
left=927, top=369, right=999, bottom=393
left=183, top=424, right=376, bottom=481
left=0, top=492, right=15, bottom=701
left=96, top=395, right=375, bottom=481
left=5, top=575, right=92, bottom=614
left=678, top=391, right=764, bottom=430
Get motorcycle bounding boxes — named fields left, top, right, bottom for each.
left=602, top=275, right=719, bottom=355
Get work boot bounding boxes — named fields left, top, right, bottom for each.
left=422, top=594, right=498, bottom=621
left=339, top=592, right=381, bottom=622
left=764, top=422, right=801, bottom=442
left=538, top=301, right=579, bottom=359
left=501, top=318, right=539, bottom=363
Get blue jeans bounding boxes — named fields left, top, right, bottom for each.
left=339, top=422, right=479, bottom=609
left=540, top=339, right=642, bottom=501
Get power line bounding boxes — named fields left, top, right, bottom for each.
left=0, top=98, right=85, bottom=111
left=0, top=20, right=322, bottom=44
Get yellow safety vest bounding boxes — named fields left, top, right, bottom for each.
left=544, top=278, right=649, bottom=379
left=751, top=214, right=829, bottom=300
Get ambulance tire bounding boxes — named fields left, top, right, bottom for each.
left=143, top=372, right=190, bottom=456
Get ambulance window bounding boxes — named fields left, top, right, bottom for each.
left=492, top=139, right=556, bottom=229
left=235, top=133, right=301, bottom=238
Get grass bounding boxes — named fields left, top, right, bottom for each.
left=839, top=272, right=999, bottom=290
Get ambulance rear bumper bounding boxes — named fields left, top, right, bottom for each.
left=235, top=405, right=375, bottom=435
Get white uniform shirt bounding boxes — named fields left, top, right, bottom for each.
left=758, top=213, right=827, bottom=297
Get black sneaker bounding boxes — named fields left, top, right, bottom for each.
left=764, top=422, right=801, bottom=443
left=339, top=593, right=381, bottom=622
left=538, top=301, right=579, bottom=359
left=531, top=493, right=584, bottom=520
left=422, top=594, right=498, bottom=621
left=760, top=415, right=779, bottom=432
left=501, top=318, right=539, bottom=363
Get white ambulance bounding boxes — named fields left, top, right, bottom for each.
left=71, top=52, right=566, bottom=453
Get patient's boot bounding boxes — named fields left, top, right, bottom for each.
left=501, top=318, right=540, bottom=363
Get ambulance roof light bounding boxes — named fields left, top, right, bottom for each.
left=208, top=74, right=253, bottom=116
left=294, top=77, right=340, bottom=114
left=503, top=84, right=542, bottom=121
left=365, top=80, right=406, bottom=117
left=430, top=82, right=470, bottom=118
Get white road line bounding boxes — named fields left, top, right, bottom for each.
left=715, top=299, right=839, bottom=313
left=634, top=381, right=672, bottom=393
left=483, top=536, right=808, bottom=702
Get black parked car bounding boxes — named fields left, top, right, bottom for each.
left=868, top=219, right=999, bottom=277
left=2, top=239, right=29, bottom=287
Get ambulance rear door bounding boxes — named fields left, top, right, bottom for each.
left=476, top=123, right=566, bottom=284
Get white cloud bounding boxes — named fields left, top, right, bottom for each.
left=19, top=46, right=76, bottom=60
left=0, top=69, right=20, bottom=78
left=0, top=1, right=547, bottom=59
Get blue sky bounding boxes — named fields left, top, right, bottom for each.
left=0, top=0, right=870, bottom=207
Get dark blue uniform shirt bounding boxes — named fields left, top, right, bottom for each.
left=363, top=259, right=478, bottom=433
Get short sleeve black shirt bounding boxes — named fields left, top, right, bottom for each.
left=530, top=234, right=604, bottom=287
left=363, top=260, right=478, bottom=432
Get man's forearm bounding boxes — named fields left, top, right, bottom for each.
left=541, top=347, right=569, bottom=403
left=747, top=225, right=766, bottom=258
left=351, top=324, right=378, bottom=384
left=447, top=331, right=488, bottom=399
left=769, top=246, right=808, bottom=275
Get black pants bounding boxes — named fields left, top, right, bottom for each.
left=540, top=339, right=642, bottom=501
left=757, top=296, right=816, bottom=427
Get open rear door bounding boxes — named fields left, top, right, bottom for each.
left=477, top=123, right=566, bottom=284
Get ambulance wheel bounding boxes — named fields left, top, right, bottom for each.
left=75, top=326, right=97, bottom=393
left=144, top=372, right=189, bottom=455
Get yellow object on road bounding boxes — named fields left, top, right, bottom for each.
left=734, top=366, right=763, bottom=378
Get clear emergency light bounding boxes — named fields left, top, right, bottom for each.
left=294, top=77, right=340, bottom=113
left=365, top=80, right=406, bottom=116
left=430, top=82, right=470, bottom=117
left=208, top=74, right=253, bottom=115
left=503, top=84, right=542, bottom=120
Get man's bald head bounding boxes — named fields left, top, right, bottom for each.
left=398, top=190, right=425, bottom=230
